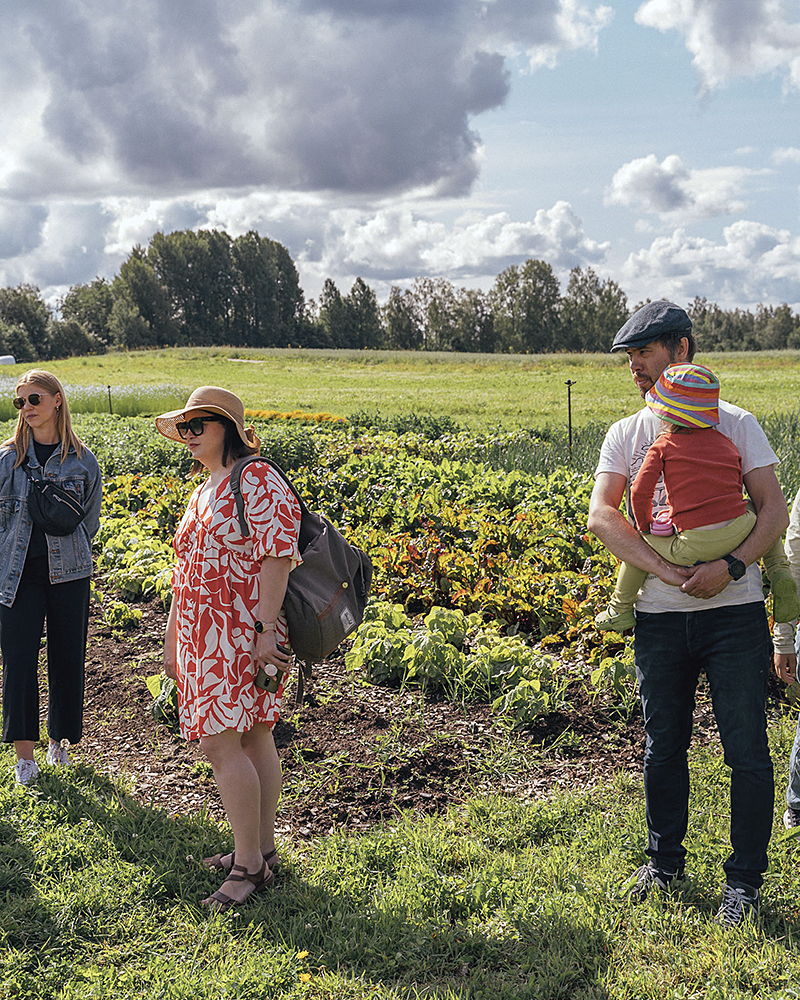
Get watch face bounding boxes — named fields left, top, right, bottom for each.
left=254, top=620, right=264, bottom=633
left=728, top=558, right=746, bottom=580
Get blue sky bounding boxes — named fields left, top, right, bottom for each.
left=1, top=0, right=799, bottom=312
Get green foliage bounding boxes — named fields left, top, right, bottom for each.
left=100, top=596, right=143, bottom=633
left=424, top=606, right=467, bottom=648
left=95, top=513, right=177, bottom=604
left=347, top=604, right=565, bottom=724
left=347, top=409, right=462, bottom=439
left=147, top=672, right=179, bottom=729
left=589, top=646, right=638, bottom=712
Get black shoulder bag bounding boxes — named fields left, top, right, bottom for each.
left=23, top=458, right=86, bottom=536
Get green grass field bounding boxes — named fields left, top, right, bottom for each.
left=1, top=719, right=798, bottom=999
left=2, top=347, right=800, bottom=429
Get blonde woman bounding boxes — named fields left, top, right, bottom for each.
left=156, top=387, right=300, bottom=912
left=0, top=370, right=102, bottom=784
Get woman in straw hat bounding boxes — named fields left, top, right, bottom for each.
left=156, top=386, right=301, bottom=911
left=0, top=369, right=102, bottom=785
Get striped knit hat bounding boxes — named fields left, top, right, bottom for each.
left=646, top=363, right=720, bottom=428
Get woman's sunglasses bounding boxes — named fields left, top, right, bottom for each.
left=176, top=415, right=221, bottom=439
left=13, top=392, right=51, bottom=409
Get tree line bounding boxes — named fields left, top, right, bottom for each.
left=2, top=228, right=800, bottom=362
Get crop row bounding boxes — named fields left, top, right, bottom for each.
left=92, top=429, right=639, bottom=724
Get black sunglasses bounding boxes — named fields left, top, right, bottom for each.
left=175, top=415, right=222, bottom=439
left=13, top=392, right=51, bottom=409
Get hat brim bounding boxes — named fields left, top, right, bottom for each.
left=155, top=404, right=253, bottom=445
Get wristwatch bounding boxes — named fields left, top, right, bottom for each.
left=722, top=554, right=746, bottom=580
left=254, top=620, right=277, bottom=634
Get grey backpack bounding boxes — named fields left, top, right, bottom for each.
left=230, top=457, right=373, bottom=689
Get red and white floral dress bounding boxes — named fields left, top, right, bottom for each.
left=172, top=463, right=302, bottom=740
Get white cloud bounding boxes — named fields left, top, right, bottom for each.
left=478, top=0, right=614, bottom=70
left=774, top=146, right=800, bottom=164
left=0, top=192, right=609, bottom=306
left=606, top=154, right=758, bottom=220
left=636, top=0, right=800, bottom=93
left=621, top=220, right=800, bottom=309
left=294, top=200, right=609, bottom=296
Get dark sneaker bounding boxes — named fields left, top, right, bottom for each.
left=715, top=884, right=759, bottom=928
left=627, top=863, right=681, bottom=903
left=784, top=807, right=800, bottom=830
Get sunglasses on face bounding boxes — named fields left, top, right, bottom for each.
left=175, top=415, right=221, bottom=439
left=13, top=392, right=51, bottom=409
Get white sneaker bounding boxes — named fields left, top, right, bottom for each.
left=46, top=742, right=71, bottom=767
left=14, top=758, right=39, bottom=785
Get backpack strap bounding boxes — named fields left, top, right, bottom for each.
left=230, top=456, right=309, bottom=537
left=229, top=456, right=315, bottom=705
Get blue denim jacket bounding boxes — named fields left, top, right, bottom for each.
left=0, top=438, right=102, bottom=606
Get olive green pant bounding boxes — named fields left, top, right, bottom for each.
left=609, top=507, right=781, bottom=614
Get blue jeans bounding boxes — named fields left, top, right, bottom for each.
left=634, top=603, right=773, bottom=890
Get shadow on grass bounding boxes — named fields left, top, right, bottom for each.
left=1, top=764, right=613, bottom=999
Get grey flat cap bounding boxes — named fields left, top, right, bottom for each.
left=611, top=300, right=692, bottom=353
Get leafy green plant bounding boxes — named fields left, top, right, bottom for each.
left=101, top=598, right=143, bottom=632
left=589, top=644, right=638, bottom=712
left=146, top=672, right=179, bottom=729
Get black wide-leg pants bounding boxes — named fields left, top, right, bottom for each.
left=0, top=559, right=90, bottom=745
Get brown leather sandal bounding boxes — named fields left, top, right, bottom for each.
left=203, top=847, right=280, bottom=872
left=201, top=860, right=274, bottom=913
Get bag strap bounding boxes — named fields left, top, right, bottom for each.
left=229, top=457, right=314, bottom=706
left=230, top=456, right=310, bottom=537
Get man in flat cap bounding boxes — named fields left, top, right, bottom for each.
left=588, top=299, right=793, bottom=927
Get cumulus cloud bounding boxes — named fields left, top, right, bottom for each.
left=774, top=146, right=800, bottom=164
left=293, top=200, right=609, bottom=294
left=0, top=190, right=610, bottom=305
left=636, top=0, right=800, bottom=93
left=606, top=154, right=758, bottom=220
left=621, top=220, right=800, bottom=308
left=1, top=0, right=610, bottom=200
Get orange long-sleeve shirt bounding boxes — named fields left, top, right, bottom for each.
left=630, top=426, right=748, bottom=533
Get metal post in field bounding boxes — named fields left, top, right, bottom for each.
left=565, top=380, right=576, bottom=452
left=107, top=385, right=113, bottom=415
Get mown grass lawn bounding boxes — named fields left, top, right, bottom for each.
left=1, top=714, right=798, bottom=1000
left=2, top=347, right=800, bottom=430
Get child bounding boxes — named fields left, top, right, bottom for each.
left=596, top=363, right=799, bottom=632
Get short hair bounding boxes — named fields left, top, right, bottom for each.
left=656, top=326, right=697, bottom=362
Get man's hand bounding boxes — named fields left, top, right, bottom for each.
left=679, top=559, right=732, bottom=599
left=656, top=563, right=694, bottom=587
left=774, top=652, right=798, bottom=686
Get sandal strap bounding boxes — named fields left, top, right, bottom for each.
left=228, top=861, right=269, bottom=887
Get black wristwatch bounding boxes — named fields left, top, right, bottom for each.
left=722, top=554, right=746, bottom=581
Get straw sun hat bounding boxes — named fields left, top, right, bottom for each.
left=155, top=386, right=259, bottom=450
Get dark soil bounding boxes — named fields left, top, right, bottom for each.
left=74, top=598, right=746, bottom=843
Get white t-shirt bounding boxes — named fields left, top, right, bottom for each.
left=595, top=400, right=779, bottom=613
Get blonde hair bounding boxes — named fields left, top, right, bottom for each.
left=2, top=369, right=85, bottom=467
